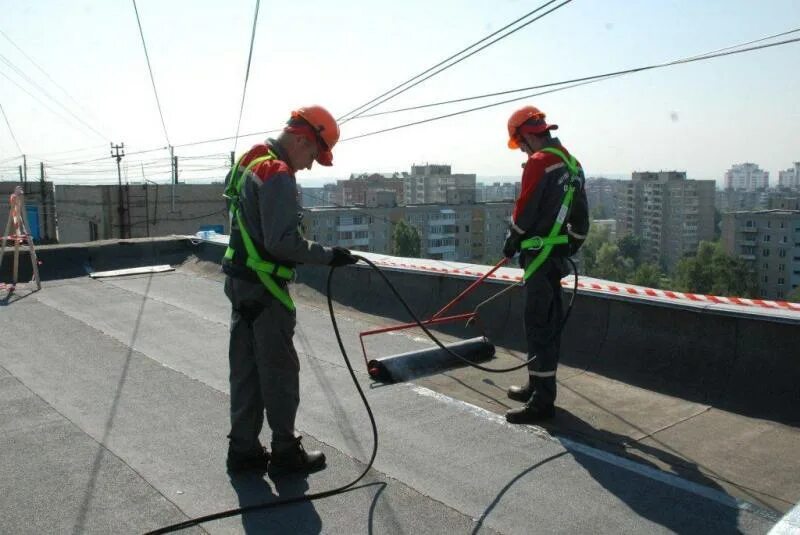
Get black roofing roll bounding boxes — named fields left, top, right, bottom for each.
left=367, top=336, right=495, bottom=383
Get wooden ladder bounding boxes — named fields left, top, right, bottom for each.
left=0, top=186, right=41, bottom=292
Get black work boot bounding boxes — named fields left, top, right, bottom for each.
left=226, top=445, right=270, bottom=473
left=268, top=436, right=326, bottom=478
left=507, top=380, right=533, bottom=403
left=505, top=403, right=555, bottom=424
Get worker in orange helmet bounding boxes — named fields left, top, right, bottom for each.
left=222, top=105, right=358, bottom=476
left=501, top=105, right=590, bottom=423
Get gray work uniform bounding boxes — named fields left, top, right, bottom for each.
left=224, top=140, right=333, bottom=455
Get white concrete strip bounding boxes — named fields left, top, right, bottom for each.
left=768, top=502, right=800, bottom=534
left=89, top=265, right=174, bottom=278
left=411, top=385, right=782, bottom=524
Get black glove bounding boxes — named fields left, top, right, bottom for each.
left=329, top=246, right=358, bottom=267
left=502, top=227, right=523, bottom=258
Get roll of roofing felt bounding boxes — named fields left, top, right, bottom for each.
left=367, top=336, right=495, bottom=383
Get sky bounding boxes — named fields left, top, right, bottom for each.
left=0, top=0, right=798, bottom=188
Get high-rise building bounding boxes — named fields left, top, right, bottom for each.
left=303, top=201, right=512, bottom=262
left=480, top=182, right=520, bottom=202
left=721, top=210, right=800, bottom=299
left=715, top=189, right=768, bottom=212
left=299, top=184, right=338, bottom=207
left=615, top=171, right=715, bottom=270
left=585, top=177, right=622, bottom=219
left=778, top=162, right=800, bottom=190
left=336, top=173, right=405, bottom=206
left=404, top=164, right=476, bottom=205
left=724, top=163, right=769, bottom=191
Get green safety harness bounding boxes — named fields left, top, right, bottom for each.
left=520, top=146, right=582, bottom=281
left=223, top=150, right=296, bottom=311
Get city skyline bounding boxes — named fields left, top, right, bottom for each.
left=1, top=1, right=799, bottom=188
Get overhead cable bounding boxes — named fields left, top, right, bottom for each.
left=355, top=27, right=800, bottom=119
left=0, top=53, right=109, bottom=141
left=232, top=0, right=261, bottom=154
left=0, top=68, right=108, bottom=141
left=132, top=0, right=171, bottom=146
left=0, top=26, right=104, bottom=132
left=0, top=101, right=23, bottom=154
left=341, top=34, right=800, bottom=143
left=336, top=0, right=570, bottom=124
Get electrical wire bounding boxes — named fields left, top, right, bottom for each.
left=353, top=27, right=800, bottom=120
left=132, top=0, right=171, bottom=146
left=0, top=53, right=108, bottom=140
left=143, top=262, right=379, bottom=534
left=232, top=0, right=261, bottom=154
left=0, top=70, right=107, bottom=142
left=336, top=0, right=569, bottom=123
left=0, top=101, right=23, bottom=154
left=340, top=34, right=800, bottom=143
left=0, top=26, right=103, bottom=130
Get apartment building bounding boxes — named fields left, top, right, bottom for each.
left=299, top=184, right=338, bottom=207
left=303, top=201, right=513, bottom=263
left=724, top=163, right=769, bottom=191
left=336, top=173, right=405, bottom=206
left=778, top=162, right=800, bottom=190
left=715, top=189, right=768, bottom=212
left=721, top=210, right=800, bottom=299
left=615, top=171, right=715, bottom=270
left=478, top=182, right=520, bottom=202
left=404, top=164, right=476, bottom=205
left=586, top=177, right=622, bottom=219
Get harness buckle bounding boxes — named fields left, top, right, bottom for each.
left=526, top=236, right=544, bottom=250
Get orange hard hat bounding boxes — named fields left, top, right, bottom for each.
left=290, top=105, right=340, bottom=166
left=506, top=105, right=558, bottom=149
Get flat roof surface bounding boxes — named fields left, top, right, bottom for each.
left=1, top=265, right=798, bottom=534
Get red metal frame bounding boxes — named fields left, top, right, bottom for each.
left=359, top=258, right=508, bottom=373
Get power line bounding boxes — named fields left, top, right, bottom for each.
left=0, top=26, right=105, bottom=132
left=336, top=0, right=568, bottom=124
left=0, top=53, right=109, bottom=140
left=232, top=0, right=261, bottom=154
left=352, top=27, right=800, bottom=120
left=0, top=101, right=23, bottom=154
left=341, top=34, right=800, bottom=143
left=0, top=155, right=23, bottom=165
left=132, top=0, right=171, bottom=146
left=0, top=69, right=108, bottom=141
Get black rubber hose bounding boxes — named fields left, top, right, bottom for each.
left=146, top=255, right=580, bottom=533
left=144, top=264, right=378, bottom=534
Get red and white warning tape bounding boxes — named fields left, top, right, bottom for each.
left=367, top=258, right=800, bottom=313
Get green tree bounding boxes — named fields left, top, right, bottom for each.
left=392, top=220, right=421, bottom=258
left=594, top=242, right=634, bottom=281
left=674, top=241, right=757, bottom=297
left=579, top=224, right=611, bottom=275
left=788, top=286, right=800, bottom=303
left=630, top=262, right=666, bottom=288
left=617, top=234, right=641, bottom=267
left=591, top=204, right=609, bottom=220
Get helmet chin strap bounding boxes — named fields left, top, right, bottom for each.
left=520, top=134, right=536, bottom=155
